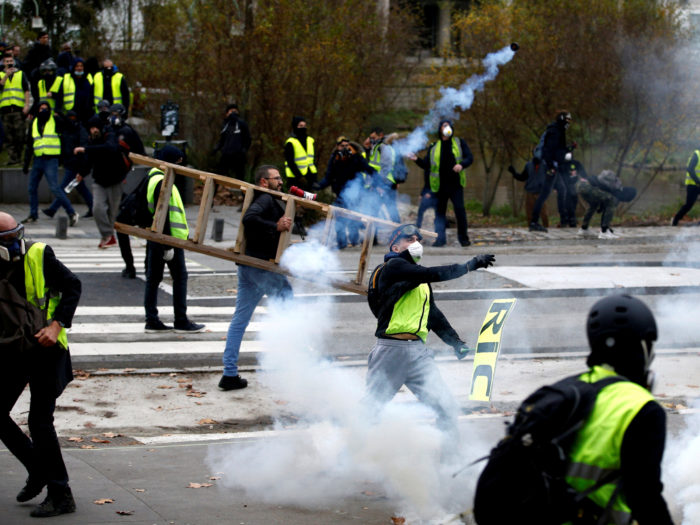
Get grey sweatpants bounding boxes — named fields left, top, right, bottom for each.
left=365, top=338, right=459, bottom=435
left=93, top=182, right=123, bottom=238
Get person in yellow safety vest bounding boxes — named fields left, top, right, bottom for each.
left=284, top=116, right=317, bottom=190
left=671, top=148, right=700, bottom=226
left=563, top=294, right=673, bottom=524
left=366, top=127, right=401, bottom=223
left=0, top=54, right=31, bottom=165
left=30, top=59, right=62, bottom=116
left=59, top=57, right=94, bottom=125
left=143, top=145, right=205, bottom=334
left=408, top=119, right=473, bottom=247
left=92, top=58, right=129, bottom=115
left=365, top=223, right=495, bottom=442
left=22, top=100, right=79, bottom=225
left=0, top=212, right=81, bottom=518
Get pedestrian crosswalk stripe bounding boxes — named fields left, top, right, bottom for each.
left=68, top=321, right=263, bottom=334
left=69, top=340, right=265, bottom=357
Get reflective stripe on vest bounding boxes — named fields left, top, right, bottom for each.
left=62, top=74, right=76, bottom=109
left=38, top=76, right=63, bottom=110
left=32, top=115, right=61, bottom=156
left=385, top=283, right=430, bottom=342
left=284, top=136, right=317, bottom=178
left=146, top=168, right=189, bottom=239
left=93, top=72, right=124, bottom=108
left=686, top=150, right=700, bottom=186
left=369, top=143, right=396, bottom=184
left=429, top=138, right=465, bottom=192
left=565, top=366, right=655, bottom=524
left=0, top=70, right=26, bottom=108
left=24, top=243, right=68, bottom=350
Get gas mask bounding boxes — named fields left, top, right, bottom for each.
left=0, top=223, right=26, bottom=262
left=110, top=115, right=122, bottom=128
left=407, top=240, right=423, bottom=263
left=74, top=70, right=84, bottom=77
left=442, top=125, right=453, bottom=138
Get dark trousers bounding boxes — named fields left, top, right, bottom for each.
left=435, top=186, right=468, bottom=244
left=560, top=175, right=578, bottom=226
left=144, top=242, right=188, bottom=324
left=333, top=196, right=360, bottom=248
left=532, top=172, right=568, bottom=226
left=218, top=152, right=247, bottom=181
left=118, top=232, right=134, bottom=271
left=1, top=109, right=26, bottom=163
left=525, top=192, right=548, bottom=227
left=673, top=185, right=700, bottom=225
left=416, top=192, right=437, bottom=229
left=377, top=185, right=401, bottom=223
left=0, top=347, right=72, bottom=493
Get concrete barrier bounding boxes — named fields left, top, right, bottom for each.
left=0, top=165, right=193, bottom=205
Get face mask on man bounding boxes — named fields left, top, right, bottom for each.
left=74, top=70, right=84, bottom=77
left=407, top=240, right=423, bottom=263
left=0, top=224, right=26, bottom=262
left=442, top=125, right=453, bottom=138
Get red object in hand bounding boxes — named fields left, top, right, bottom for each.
left=289, top=186, right=317, bottom=201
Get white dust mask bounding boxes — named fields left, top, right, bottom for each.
left=407, top=240, right=423, bottom=263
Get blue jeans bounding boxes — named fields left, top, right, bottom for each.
left=223, top=265, right=292, bottom=377
left=28, top=156, right=75, bottom=217
left=416, top=191, right=437, bottom=228
left=144, top=242, right=188, bottom=325
left=333, top=196, right=360, bottom=248
left=46, top=168, right=93, bottom=214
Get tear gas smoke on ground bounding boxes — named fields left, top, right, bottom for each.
left=206, top=240, right=491, bottom=522
left=393, top=44, right=516, bottom=158
left=657, top=229, right=700, bottom=524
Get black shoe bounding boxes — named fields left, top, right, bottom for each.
left=23, top=215, right=38, bottom=224
left=459, top=239, right=471, bottom=247
left=41, top=208, right=55, bottom=218
left=219, top=375, right=248, bottom=391
left=69, top=213, right=79, bottom=227
left=568, top=221, right=577, bottom=228
left=30, top=487, right=76, bottom=518
left=174, top=320, right=205, bottom=333
left=121, top=267, right=136, bottom=279
left=83, top=209, right=93, bottom=218
left=432, top=240, right=446, bottom=247
left=529, top=222, right=547, bottom=232
left=17, top=477, right=45, bottom=502
left=144, top=319, right=174, bottom=333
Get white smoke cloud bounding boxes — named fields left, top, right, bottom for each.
left=393, top=45, right=516, bottom=158
left=207, top=239, right=481, bottom=522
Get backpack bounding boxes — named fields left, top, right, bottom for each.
left=0, top=254, right=48, bottom=352
left=473, top=374, right=624, bottom=525
left=117, top=173, right=152, bottom=228
left=367, top=263, right=386, bottom=318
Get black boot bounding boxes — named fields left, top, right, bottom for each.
left=30, top=486, right=76, bottom=518
left=17, top=476, right=45, bottom=502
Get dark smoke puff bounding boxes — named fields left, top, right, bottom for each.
left=510, top=43, right=520, bottom=51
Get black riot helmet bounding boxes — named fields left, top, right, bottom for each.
left=586, top=294, right=657, bottom=389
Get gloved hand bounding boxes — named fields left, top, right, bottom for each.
left=467, top=254, right=495, bottom=271
left=163, top=248, right=174, bottom=262
left=453, top=344, right=471, bottom=360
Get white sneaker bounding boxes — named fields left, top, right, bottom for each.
left=577, top=228, right=594, bottom=237
left=598, top=231, right=618, bottom=239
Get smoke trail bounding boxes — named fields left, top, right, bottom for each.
left=394, top=45, right=516, bottom=157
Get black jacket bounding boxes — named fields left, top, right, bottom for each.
left=109, top=123, right=145, bottom=155
left=541, top=121, right=568, bottom=170
left=215, top=114, right=251, bottom=156
left=373, top=250, right=467, bottom=345
left=242, top=191, right=285, bottom=260
left=84, top=131, right=125, bottom=187
left=61, top=120, right=89, bottom=173
left=318, top=151, right=375, bottom=196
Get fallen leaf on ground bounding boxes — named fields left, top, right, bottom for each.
left=169, top=373, right=177, bottom=377
left=152, top=406, right=163, bottom=411
left=157, top=385, right=174, bottom=389
left=179, top=383, right=192, bottom=389
left=186, top=391, right=206, bottom=398
left=91, top=437, right=110, bottom=443
left=391, top=517, right=406, bottom=524
left=83, top=422, right=95, bottom=428
left=74, top=370, right=90, bottom=380
left=102, top=432, right=123, bottom=438
left=187, top=482, right=213, bottom=489
left=68, top=437, right=84, bottom=442
left=198, top=418, right=217, bottom=425
left=176, top=378, right=190, bottom=383
left=688, top=385, right=699, bottom=388
left=80, top=445, right=96, bottom=449
left=134, top=488, right=146, bottom=493
left=123, top=368, right=136, bottom=373
left=209, top=476, right=221, bottom=480
left=116, top=510, right=134, bottom=515
left=93, top=498, right=114, bottom=505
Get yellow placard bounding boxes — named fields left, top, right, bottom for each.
left=469, top=298, right=517, bottom=401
